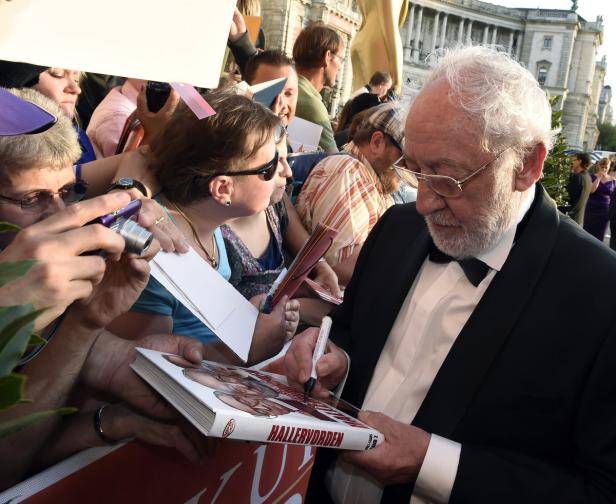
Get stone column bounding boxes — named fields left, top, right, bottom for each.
left=404, top=4, right=416, bottom=60
left=482, top=24, right=489, bottom=44
left=514, top=31, right=522, bottom=60
left=431, top=11, right=440, bottom=52
left=507, top=30, right=514, bottom=54
left=458, top=17, right=465, bottom=44
left=491, top=26, right=498, bottom=45
left=466, top=20, right=473, bottom=43
left=413, top=6, right=424, bottom=61
left=440, top=13, right=449, bottom=49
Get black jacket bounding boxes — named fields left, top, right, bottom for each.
left=311, top=185, right=616, bottom=503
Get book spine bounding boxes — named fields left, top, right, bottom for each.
left=209, top=415, right=382, bottom=451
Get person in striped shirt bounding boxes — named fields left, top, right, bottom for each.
left=296, top=102, right=404, bottom=285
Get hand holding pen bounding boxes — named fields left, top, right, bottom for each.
left=304, top=316, right=332, bottom=401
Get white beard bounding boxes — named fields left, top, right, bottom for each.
left=425, top=170, right=522, bottom=259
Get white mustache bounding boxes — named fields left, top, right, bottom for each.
left=427, top=211, right=462, bottom=227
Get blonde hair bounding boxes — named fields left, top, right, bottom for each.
left=0, top=88, right=81, bottom=177
left=237, top=0, right=261, bottom=16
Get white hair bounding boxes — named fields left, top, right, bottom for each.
left=0, top=88, right=81, bottom=176
left=424, top=45, right=558, bottom=154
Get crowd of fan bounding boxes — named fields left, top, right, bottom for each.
left=0, top=6, right=415, bottom=488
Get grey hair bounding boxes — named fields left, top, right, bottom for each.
left=424, top=45, right=558, bottom=155
left=0, top=88, right=81, bottom=177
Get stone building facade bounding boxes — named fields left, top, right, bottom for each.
left=598, top=84, right=613, bottom=125
left=400, top=0, right=606, bottom=150
left=258, top=0, right=607, bottom=148
left=260, top=0, right=361, bottom=114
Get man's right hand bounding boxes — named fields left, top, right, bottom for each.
left=284, top=327, right=348, bottom=398
left=0, top=192, right=132, bottom=330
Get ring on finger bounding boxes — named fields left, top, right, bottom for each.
left=154, top=216, right=166, bottom=226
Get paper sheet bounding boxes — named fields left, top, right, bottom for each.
left=0, top=0, right=235, bottom=89
left=152, top=248, right=257, bottom=362
left=287, top=117, right=323, bottom=153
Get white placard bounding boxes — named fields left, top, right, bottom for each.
left=0, top=0, right=235, bottom=88
left=287, top=116, right=323, bottom=153
left=152, top=248, right=257, bottom=362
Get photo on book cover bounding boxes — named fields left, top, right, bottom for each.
left=165, top=354, right=354, bottom=422
left=133, top=348, right=382, bottom=450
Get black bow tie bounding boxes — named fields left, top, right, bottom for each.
left=428, top=243, right=490, bottom=287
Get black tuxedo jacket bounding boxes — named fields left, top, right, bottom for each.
left=316, top=185, right=616, bottom=503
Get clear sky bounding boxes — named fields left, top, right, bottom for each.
left=493, top=0, right=615, bottom=94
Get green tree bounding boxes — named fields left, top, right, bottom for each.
left=542, top=96, right=571, bottom=208
left=597, top=122, right=616, bottom=151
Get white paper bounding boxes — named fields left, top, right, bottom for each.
left=287, top=117, right=323, bottom=153
left=152, top=248, right=258, bottom=362
left=0, top=0, right=235, bottom=89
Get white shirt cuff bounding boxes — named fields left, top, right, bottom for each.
left=411, top=434, right=461, bottom=504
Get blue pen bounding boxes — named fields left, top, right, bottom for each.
left=261, top=268, right=287, bottom=314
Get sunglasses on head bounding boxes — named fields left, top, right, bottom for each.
left=0, top=180, right=88, bottom=212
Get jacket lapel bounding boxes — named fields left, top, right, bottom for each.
left=413, top=186, right=560, bottom=436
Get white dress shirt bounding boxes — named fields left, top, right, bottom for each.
left=327, top=186, right=535, bottom=504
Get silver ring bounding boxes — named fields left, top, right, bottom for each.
left=154, top=216, right=166, bottom=226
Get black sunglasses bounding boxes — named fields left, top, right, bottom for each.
left=0, top=180, right=88, bottom=212
left=212, top=151, right=280, bottom=181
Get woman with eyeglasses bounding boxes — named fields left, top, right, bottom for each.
left=109, top=90, right=300, bottom=364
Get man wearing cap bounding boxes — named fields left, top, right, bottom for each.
left=296, top=102, right=404, bottom=284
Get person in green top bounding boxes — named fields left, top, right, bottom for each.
left=292, top=22, right=344, bottom=154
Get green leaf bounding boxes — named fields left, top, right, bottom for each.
left=28, top=334, right=46, bottom=347
left=0, top=222, right=21, bottom=233
left=0, top=260, right=36, bottom=288
left=0, top=373, right=26, bottom=410
left=0, top=305, right=47, bottom=376
left=0, top=407, right=77, bottom=439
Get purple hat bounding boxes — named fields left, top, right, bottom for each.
left=0, top=87, right=57, bottom=136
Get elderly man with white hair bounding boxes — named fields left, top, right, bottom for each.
left=285, top=45, right=616, bottom=503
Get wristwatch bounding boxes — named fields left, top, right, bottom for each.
left=106, top=178, right=148, bottom=197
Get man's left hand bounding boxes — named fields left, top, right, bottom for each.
left=342, top=411, right=431, bottom=485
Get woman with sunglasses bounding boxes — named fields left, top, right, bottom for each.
left=109, top=90, right=300, bottom=365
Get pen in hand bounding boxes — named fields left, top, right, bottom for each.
left=261, top=268, right=287, bottom=314
left=303, top=316, right=333, bottom=402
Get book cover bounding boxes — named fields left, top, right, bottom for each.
left=271, top=223, right=338, bottom=306
left=132, top=348, right=383, bottom=451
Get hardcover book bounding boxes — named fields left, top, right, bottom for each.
left=132, top=348, right=383, bottom=451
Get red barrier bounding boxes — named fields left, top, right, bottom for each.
left=18, top=440, right=314, bottom=504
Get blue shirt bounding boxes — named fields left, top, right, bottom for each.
left=131, top=227, right=231, bottom=344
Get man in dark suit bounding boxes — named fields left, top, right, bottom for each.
left=284, top=45, right=616, bottom=503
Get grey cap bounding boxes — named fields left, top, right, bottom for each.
left=365, top=101, right=405, bottom=148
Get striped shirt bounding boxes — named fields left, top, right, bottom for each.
left=296, top=143, right=394, bottom=265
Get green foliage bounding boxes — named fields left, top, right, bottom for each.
left=597, top=122, right=616, bottom=151
left=0, top=260, right=35, bottom=287
left=0, top=223, right=74, bottom=439
left=0, top=407, right=76, bottom=438
left=542, top=96, right=571, bottom=208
